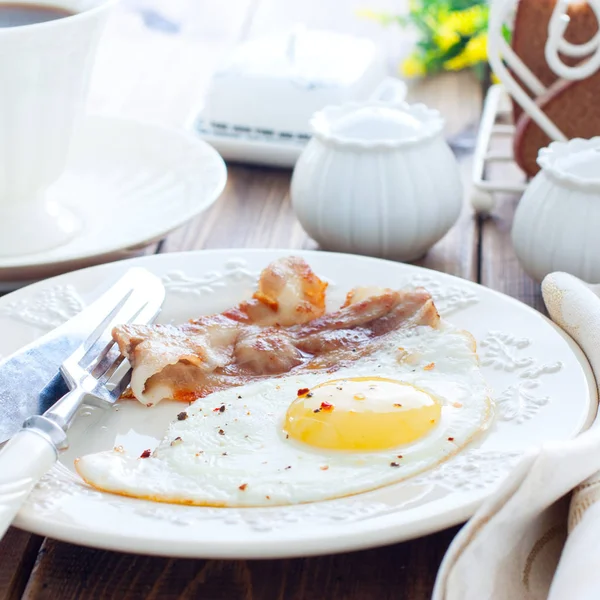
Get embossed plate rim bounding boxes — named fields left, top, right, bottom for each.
left=4, top=248, right=597, bottom=558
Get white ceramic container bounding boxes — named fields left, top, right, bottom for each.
left=290, top=101, right=463, bottom=261
left=512, top=138, right=600, bottom=282
left=203, top=28, right=388, bottom=135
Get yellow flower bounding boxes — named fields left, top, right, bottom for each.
left=443, top=5, right=488, bottom=38
left=433, top=5, right=488, bottom=55
left=444, top=32, right=488, bottom=71
left=401, top=54, right=426, bottom=78
left=435, top=25, right=460, bottom=52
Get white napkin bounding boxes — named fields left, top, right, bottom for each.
left=433, top=272, right=600, bottom=600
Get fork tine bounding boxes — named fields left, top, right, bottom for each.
left=108, top=368, right=132, bottom=402
left=92, top=304, right=162, bottom=395
left=95, top=353, right=126, bottom=385
left=87, top=300, right=150, bottom=379
left=79, top=297, right=151, bottom=371
left=64, top=289, right=133, bottom=369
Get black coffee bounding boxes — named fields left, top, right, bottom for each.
left=0, top=3, right=74, bottom=27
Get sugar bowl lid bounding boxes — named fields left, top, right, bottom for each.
left=538, top=138, right=600, bottom=190
left=310, top=101, right=444, bottom=149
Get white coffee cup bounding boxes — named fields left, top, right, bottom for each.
left=0, top=0, right=115, bottom=257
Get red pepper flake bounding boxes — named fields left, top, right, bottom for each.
left=397, top=455, right=403, bottom=459
left=390, top=462, right=400, bottom=468
left=177, top=411, right=188, bottom=421
left=297, top=387, right=310, bottom=396
left=266, top=495, right=271, bottom=500
left=239, top=483, right=248, bottom=491
left=218, top=429, right=225, bottom=435
left=140, top=449, right=151, bottom=458
left=448, top=437, right=455, bottom=442
left=424, top=362, right=435, bottom=371
left=320, top=465, right=329, bottom=471
left=394, top=403, right=403, bottom=408
left=320, top=401, right=334, bottom=412
left=213, top=407, right=220, bottom=412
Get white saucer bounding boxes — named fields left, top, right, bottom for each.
left=0, top=115, right=227, bottom=290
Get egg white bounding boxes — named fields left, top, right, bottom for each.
left=75, top=322, right=493, bottom=507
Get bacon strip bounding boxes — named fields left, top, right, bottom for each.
left=113, top=258, right=439, bottom=406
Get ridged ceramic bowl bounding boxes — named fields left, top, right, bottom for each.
left=290, top=101, right=463, bottom=261
left=512, top=138, right=600, bottom=282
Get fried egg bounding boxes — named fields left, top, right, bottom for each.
left=75, top=321, right=493, bottom=507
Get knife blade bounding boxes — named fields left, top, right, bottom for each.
left=0, top=267, right=165, bottom=443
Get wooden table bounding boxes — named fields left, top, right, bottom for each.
left=0, top=1, right=541, bottom=597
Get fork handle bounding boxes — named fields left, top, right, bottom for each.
left=0, top=429, right=58, bottom=540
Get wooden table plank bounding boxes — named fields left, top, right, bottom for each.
left=163, top=166, right=315, bottom=253
left=0, top=528, right=43, bottom=600
left=478, top=130, right=543, bottom=309
left=23, top=528, right=459, bottom=600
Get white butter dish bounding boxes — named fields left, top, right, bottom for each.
left=192, top=28, right=402, bottom=167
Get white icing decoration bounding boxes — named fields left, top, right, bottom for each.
left=399, top=274, right=479, bottom=316
left=480, top=332, right=533, bottom=371
left=0, top=284, right=84, bottom=330
left=412, top=450, right=522, bottom=491
left=481, top=332, right=563, bottom=423
left=162, top=259, right=259, bottom=297
left=497, top=381, right=550, bottom=424
left=519, top=362, right=563, bottom=379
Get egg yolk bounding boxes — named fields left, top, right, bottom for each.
left=283, top=377, right=441, bottom=451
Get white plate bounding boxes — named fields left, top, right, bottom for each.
left=5, top=249, right=597, bottom=558
left=0, top=115, right=227, bottom=289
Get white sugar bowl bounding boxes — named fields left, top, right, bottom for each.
left=290, top=101, right=463, bottom=261
left=512, top=138, right=600, bottom=282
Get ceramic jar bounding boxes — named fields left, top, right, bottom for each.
left=290, top=101, right=463, bottom=261
left=512, top=138, right=600, bottom=282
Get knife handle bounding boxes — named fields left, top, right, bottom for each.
left=0, top=429, right=57, bottom=540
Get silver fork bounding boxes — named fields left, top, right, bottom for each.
left=0, top=268, right=165, bottom=539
